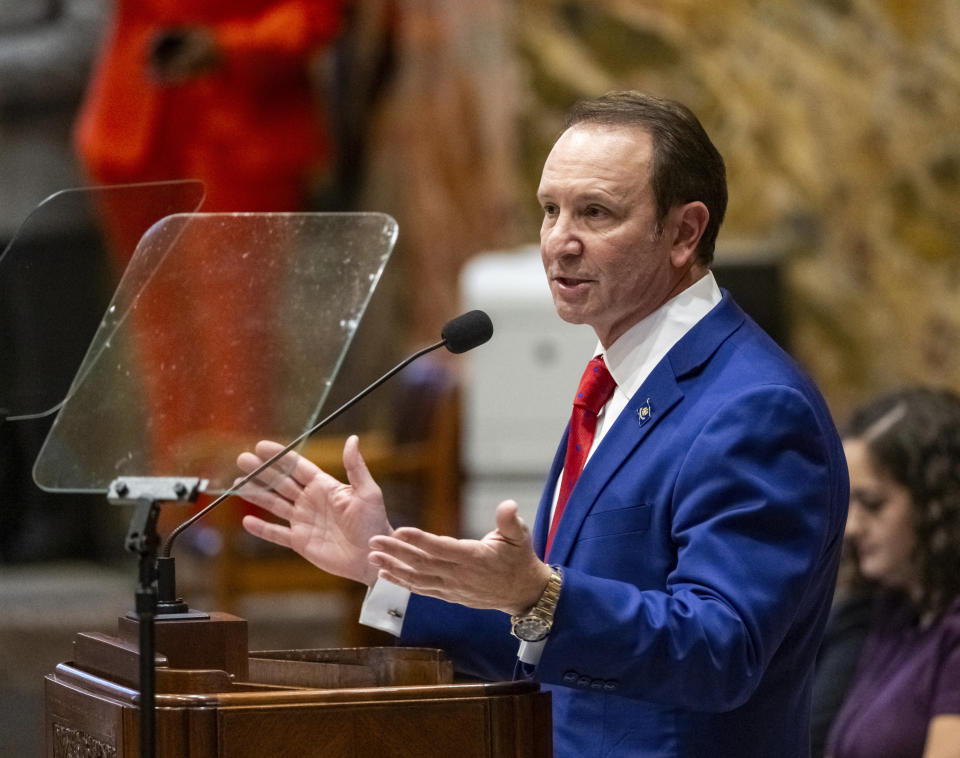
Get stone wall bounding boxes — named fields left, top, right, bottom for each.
left=514, top=0, right=960, bottom=419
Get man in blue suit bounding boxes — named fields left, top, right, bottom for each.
left=238, top=91, right=849, bottom=756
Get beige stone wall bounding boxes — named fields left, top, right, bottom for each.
left=514, top=0, right=960, bottom=420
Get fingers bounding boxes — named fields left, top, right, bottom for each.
left=253, top=441, right=321, bottom=488
left=370, top=528, right=464, bottom=565
left=241, top=514, right=292, bottom=549
left=235, top=453, right=301, bottom=504
left=366, top=505, right=546, bottom=614
left=233, top=483, right=295, bottom=523
left=237, top=440, right=346, bottom=506
left=368, top=529, right=479, bottom=598
left=370, top=528, right=442, bottom=568
left=494, top=500, right=529, bottom=545
left=342, top=435, right=382, bottom=499
left=368, top=542, right=451, bottom=599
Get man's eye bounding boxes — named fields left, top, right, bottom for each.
left=585, top=206, right=607, bottom=218
left=542, top=204, right=558, bottom=216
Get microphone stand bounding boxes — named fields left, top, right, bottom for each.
left=155, top=338, right=447, bottom=608
left=107, top=476, right=205, bottom=758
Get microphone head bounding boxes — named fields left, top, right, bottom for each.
left=441, top=310, right=493, bottom=354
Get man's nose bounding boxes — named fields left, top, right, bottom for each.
left=542, top=212, right=582, bottom=257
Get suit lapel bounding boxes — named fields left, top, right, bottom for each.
left=544, top=362, right=683, bottom=563
left=533, top=431, right=566, bottom=558
left=542, top=292, right=746, bottom=565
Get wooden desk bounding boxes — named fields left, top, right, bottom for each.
left=44, top=612, right=552, bottom=757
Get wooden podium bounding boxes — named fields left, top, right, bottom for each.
left=44, top=612, right=552, bottom=757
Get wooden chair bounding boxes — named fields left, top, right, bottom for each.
left=208, top=358, right=461, bottom=645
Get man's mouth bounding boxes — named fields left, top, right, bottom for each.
left=555, top=276, right=591, bottom=288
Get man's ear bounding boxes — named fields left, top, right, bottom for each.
left=669, top=201, right=710, bottom=268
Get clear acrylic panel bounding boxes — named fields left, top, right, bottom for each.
left=32, top=211, right=397, bottom=493
left=0, top=181, right=205, bottom=419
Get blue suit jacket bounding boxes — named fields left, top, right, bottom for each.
left=400, top=293, right=849, bottom=757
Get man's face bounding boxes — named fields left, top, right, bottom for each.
left=537, top=124, right=689, bottom=347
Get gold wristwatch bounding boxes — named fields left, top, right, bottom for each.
left=510, top=565, right=563, bottom=642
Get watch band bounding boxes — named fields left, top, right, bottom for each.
left=510, top=565, right=563, bottom=642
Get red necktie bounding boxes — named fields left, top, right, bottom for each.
left=546, top=355, right=617, bottom=555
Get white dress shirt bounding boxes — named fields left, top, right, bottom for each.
left=360, top=273, right=724, bottom=657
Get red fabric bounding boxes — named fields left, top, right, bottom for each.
left=546, top=355, right=617, bottom=555
left=74, top=0, right=345, bottom=214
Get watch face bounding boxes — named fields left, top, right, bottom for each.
left=512, top=616, right=550, bottom=642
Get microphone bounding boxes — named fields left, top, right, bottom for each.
left=155, top=310, right=493, bottom=611
left=441, top=309, right=493, bottom=353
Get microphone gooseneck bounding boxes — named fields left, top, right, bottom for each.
left=160, top=310, right=493, bottom=559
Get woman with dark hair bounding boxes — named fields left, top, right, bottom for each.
left=827, top=387, right=960, bottom=758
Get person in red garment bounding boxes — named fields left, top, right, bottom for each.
left=73, top=1, right=346, bottom=499
left=75, top=0, right=344, bottom=214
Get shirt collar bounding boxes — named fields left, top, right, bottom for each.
left=597, top=271, right=722, bottom=400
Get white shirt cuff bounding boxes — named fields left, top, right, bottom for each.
left=358, top=578, right=411, bottom=637
left=517, top=639, right=547, bottom=665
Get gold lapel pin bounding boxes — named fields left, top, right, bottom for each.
left=637, top=398, right=652, bottom=426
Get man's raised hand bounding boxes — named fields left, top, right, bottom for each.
left=236, top=435, right=392, bottom=586
left=367, top=500, right=552, bottom=615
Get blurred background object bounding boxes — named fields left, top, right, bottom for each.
left=0, top=0, right=112, bottom=563
left=73, top=0, right=346, bottom=219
